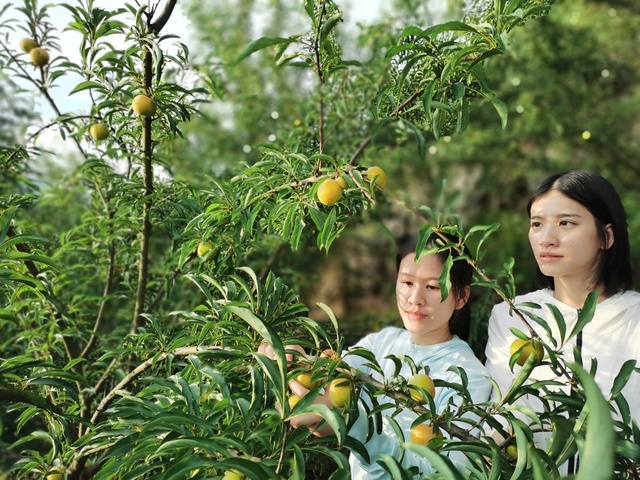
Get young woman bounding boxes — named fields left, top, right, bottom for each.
left=484, top=170, right=640, bottom=472
left=261, top=231, right=492, bottom=479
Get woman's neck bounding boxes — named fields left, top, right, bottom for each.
left=552, top=278, right=608, bottom=309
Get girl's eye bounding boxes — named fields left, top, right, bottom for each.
left=426, top=285, right=439, bottom=291
left=559, top=220, right=573, bottom=226
left=530, top=221, right=541, bottom=228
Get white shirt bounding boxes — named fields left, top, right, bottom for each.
left=484, top=288, right=640, bottom=471
left=344, top=326, right=492, bottom=479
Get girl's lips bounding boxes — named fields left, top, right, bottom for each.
left=405, top=310, right=426, bottom=320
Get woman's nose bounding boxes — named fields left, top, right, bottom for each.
left=538, top=226, right=557, bottom=246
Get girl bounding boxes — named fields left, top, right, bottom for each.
left=262, top=231, right=492, bottom=479
left=484, top=170, right=640, bottom=473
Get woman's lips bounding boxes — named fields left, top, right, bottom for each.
left=538, top=251, right=562, bottom=263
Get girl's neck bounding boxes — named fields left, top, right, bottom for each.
left=410, top=331, right=453, bottom=346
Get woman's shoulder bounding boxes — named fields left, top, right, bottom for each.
left=612, top=289, right=640, bottom=306
left=489, top=288, right=555, bottom=317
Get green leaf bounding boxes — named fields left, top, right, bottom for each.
left=235, top=36, right=297, bottom=63
left=319, top=12, right=343, bottom=47
left=567, top=291, right=598, bottom=342
left=610, top=359, right=637, bottom=397
left=0, top=206, right=17, bottom=244
left=572, top=363, right=615, bottom=480
left=478, top=89, right=508, bottom=128
left=402, top=442, right=467, bottom=480
left=69, top=80, right=105, bottom=94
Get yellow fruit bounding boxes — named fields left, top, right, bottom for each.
left=295, top=371, right=320, bottom=390
left=365, top=166, right=387, bottom=188
left=45, top=466, right=66, bottom=480
left=222, top=469, right=244, bottom=480
left=335, top=175, right=348, bottom=189
left=287, top=394, right=300, bottom=410
left=317, top=179, right=343, bottom=206
left=407, top=373, right=435, bottom=404
left=132, top=94, right=157, bottom=117
left=19, top=37, right=37, bottom=52
left=30, top=47, right=50, bottom=67
left=410, top=423, right=439, bottom=445
left=197, top=241, right=216, bottom=261
left=328, top=378, right=353, bottom=408
left=510, top=338, right=544, bottom=367
left=506, top=444, right=518, bottom=459
left=89, top=123, right=109, bottom=141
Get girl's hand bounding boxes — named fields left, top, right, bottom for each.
left=257, top=342, right=307, bottom=365
left=287, top=378, right=335, bottom=437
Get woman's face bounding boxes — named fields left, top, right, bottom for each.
left=528, top=190, right=612, bottom=286
left=396, top=252, right=467, bottom=345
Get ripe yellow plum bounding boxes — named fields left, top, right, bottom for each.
left=132, top=94, right=157, bottom=117
left=197, top=241, right=216, bottom=261
left=30, top=47, right=50, bottom=67
left=365, top=166, right=387, bottom=188
left=407, top=373, right=435, bottom=403
left=510, top=338, right=544, bottom=367
left=89, top=123, right=109, bottom=141
left=317, top=179, right=343, bottom=206
left=19, top=37, right=37, bottom=52
left=409, top=423, right=440, bottom=445
left=295, top=371, right=320, bottom=390
left=328, top=378, right=353, bottom=408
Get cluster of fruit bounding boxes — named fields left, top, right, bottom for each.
left=317, top=166, right=388, bottom=206
left=406, top=372, right=441, bottom=446
left=290, top=357, right=441, bottom=447
left=87, top=94, right=157, bottom=142
left=18, top=36, right=157, bottom=143
left=19, top=37, right=50, bottom=67
left=288, top=349, right=354, bottom=409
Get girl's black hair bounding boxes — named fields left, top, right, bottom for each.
left=527, top=170, right=632, bottom=296
left=396, top=231, right=473, bottom=341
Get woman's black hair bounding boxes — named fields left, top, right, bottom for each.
left=527, top=170, right=632, bottom=296
left=396, top=231, right=473, bottom=341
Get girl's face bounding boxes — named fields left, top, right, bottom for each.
left=528, top=190, right=612, bottom=286
left=396, top=252, right=468, bottom=345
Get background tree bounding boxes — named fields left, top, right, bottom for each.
left=0, top=0, right=638, bottom=478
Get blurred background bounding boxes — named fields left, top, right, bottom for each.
left=3, top=0, right=639, bottom=358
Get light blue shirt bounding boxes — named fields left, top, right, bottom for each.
left=342, top=327, right=492, bottom=479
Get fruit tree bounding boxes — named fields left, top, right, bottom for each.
left=0, top=0, right=637, bottom=479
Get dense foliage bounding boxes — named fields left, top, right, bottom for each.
left=0, top=0, right=638, bottom=479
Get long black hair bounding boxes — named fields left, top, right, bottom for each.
left=527, top=170, right=632, bottom=296
left=396, top=231, right=473, bottom=341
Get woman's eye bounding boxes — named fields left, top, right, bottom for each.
left=426, top=285, right=439, bottom=290
left=530, top=221, right=541, bottom=228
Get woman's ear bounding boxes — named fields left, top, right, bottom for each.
left=603, top=224, right=615, bottom=250
left=455, top=285, right=471, bottom=310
